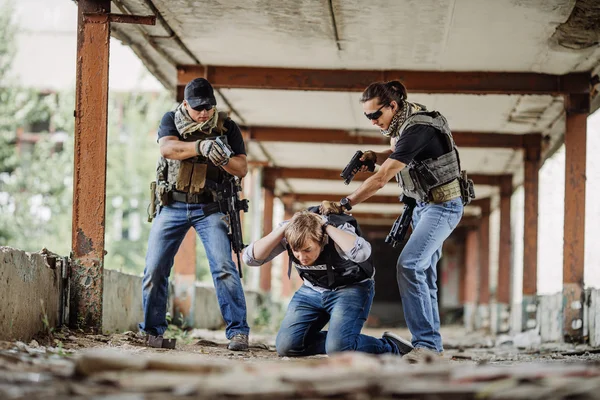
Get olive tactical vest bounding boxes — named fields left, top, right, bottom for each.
left=396, top=111, right=462, bottom=202
left=155, top=111, right=231, bottom=205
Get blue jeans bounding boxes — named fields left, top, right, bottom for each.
left=276, top=280, right=400, bottom=356
left=139, top=201, right=249, bottom=339
left=397, top=197, right=463, bottom=353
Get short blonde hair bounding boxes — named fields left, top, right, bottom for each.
left=284, top=211, right=324, bottom=250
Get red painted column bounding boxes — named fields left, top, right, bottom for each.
left=522, top=134, right=542, bottom=331
left=563, top=94, right=589, bottom=342
left=173, top=228, right=197, bottom=326
left=496, top=175, right=513, bottom=333
left=259, top=188, right=275, bottom=292
left=70, top=0, right=111, bottom=331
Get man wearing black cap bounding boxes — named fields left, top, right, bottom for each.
left=139, top=78, right=250, bottom=351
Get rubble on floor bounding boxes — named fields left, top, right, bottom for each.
left=0, top=327, right=599, bottom=399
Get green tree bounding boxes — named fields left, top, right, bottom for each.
left=0, top=0, right=74, bottom=250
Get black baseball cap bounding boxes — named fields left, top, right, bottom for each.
left=184, top=78, right=217, bottom=109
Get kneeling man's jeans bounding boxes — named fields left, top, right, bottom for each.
left=276, top=280, right=398, bottom=356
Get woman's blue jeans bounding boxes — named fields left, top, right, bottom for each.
left=139, top=201, right=249, bottom=339
left=397, top=197, right=463, bottom=353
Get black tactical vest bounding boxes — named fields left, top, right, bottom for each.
left=286, top=209, right=374, bottom=290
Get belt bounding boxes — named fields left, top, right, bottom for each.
left=429, top=179, right=461, bottom=204
left=170, top=191, right=213, bottom=204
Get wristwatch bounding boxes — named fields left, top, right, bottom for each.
left=340, top=197, right=352, bottom=211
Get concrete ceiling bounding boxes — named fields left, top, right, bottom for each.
left=105, top=0, right=600, bottom=219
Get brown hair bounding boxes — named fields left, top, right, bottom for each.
left=359, top=80, right=407, bottom=106
left=284, top=211, right=324, bottom=250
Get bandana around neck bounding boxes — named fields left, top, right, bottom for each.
left=380, top=101, right=424, bottom=138
left=174, top=102, right=219, bottom=139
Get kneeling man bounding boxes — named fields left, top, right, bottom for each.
left=242, top=205, right=412, bottom=357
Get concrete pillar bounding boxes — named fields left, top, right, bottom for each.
left=463, top=228, right=479, bottom=331
left=173, top=228, right=196, bottom=327
left=70, top=0, right=111, bottom=331
left=476, top=199, right=491, bottom=331
left=496, top=175, right=513, bottom=333
left=259, top=188, right=275, bottom=292
left=522, top=134, right=542, bottom=331
left=563, top=94, right=588, bottom=343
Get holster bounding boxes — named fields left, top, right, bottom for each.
left=459, top=171, right=476, bottom=205
left=148, top=181, right=157, bottom=222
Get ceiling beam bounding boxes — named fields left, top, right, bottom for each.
left=178, top=65, right=589, bottom=95
left=245, top=126, right=528, bottom=148
left=282, top=192, right=400, bottom=204
left=265, top=166, right=507, bottom=186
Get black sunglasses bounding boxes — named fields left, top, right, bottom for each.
left=364, top=103, right=387, bottom=120
left=192, top=104, right=213, bottom=112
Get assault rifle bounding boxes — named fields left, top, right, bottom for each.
left=340, top=151, right=376, bottom=185
left=385, top=195, right=417, bottom=248
left=214, top=177, right=249, bottom=278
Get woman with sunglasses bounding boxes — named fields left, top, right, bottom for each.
left=325, top=80, right=470, bottom=363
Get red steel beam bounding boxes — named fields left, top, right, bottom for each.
left=497, top=176, right=513, bottom=305
left=265, top=166, right=507, bottom=187
left=522, top=134, right=542, bottom=296
left=563, top=100, right=587, bottom=342
left=282, top=192, right=401, bottom=205
left=70, top=0, right=111, bottom=331
left=177, top=65, right=590, bottom=95
left=173, top=228, right=196, bottom=326
left=259, top=188, right=275, bottom=292
left=246, top=126, right=527, bottom=149
left=477, top=198, right=491, bottom=306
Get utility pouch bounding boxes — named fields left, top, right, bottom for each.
left=148, top=181, right=157, bottom=222
left=416, top=162, right=440, bottom=187
left=157, top=182, right=170, bottom=206
left=459, top=170, right=476, bottom=205
left=175, top=160, right=194, bottom=192
left=189, top=163, right=207, bottom=194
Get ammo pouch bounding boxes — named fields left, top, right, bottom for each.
left=176, top=160, right=207, bottom=194
left=459, top=170, right=476, bottom=205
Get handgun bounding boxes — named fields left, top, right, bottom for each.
left=340, top=151, right=376, bottom=185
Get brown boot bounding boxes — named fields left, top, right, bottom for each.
left=228, top=334, right=249, bottom=351
left=403, top=347, right=442, bottom=364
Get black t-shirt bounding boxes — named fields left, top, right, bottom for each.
left=157, top=111, right=247, bottom=156
left=388, top=124, right=451, bottom=165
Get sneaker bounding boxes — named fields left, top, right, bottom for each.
left=402, top=347, right=442, bottom=364
left=228, top=334, right=249, bottom=351
left=382, top=331, right=414, bottom=355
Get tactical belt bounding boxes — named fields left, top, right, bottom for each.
left=170, top=191, right=213, bottom=204
left=429, top=179, right=461, bottom=204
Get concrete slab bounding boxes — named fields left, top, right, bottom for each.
left=0, top=247, right=62, bottom=341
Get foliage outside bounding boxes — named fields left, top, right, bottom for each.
left=0, top=0, right=211, bottom=280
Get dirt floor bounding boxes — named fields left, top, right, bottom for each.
left=1, top=325, right=599, bottom=399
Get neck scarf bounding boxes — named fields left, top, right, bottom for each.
left=174, top=102, right=219, bottom=138
left=380, top=101, right=424, bottom=138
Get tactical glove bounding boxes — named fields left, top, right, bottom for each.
left=361, top=150, right=377, bottom=163
left=319, top=200, right=344, bottom=216
left=199, top=140, right=230, bottom=166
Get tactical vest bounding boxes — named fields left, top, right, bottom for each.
left=286, top=208, right=374, bottom=290
left=396, top=111, right=462, bottom=202
left=155, top=112, right=231, bottom=205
